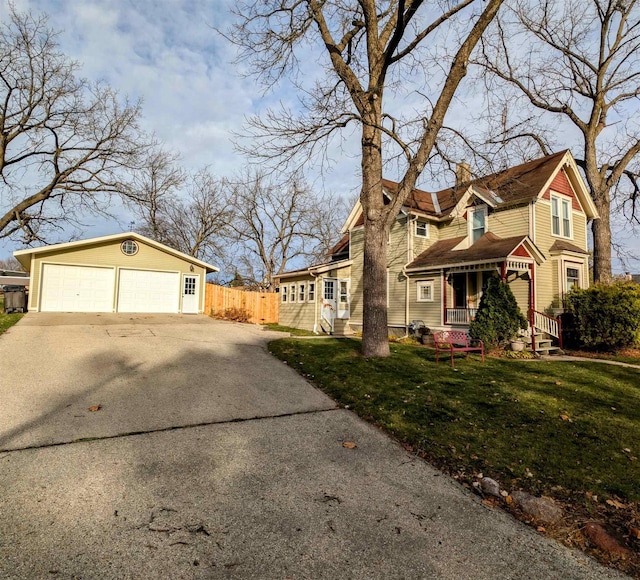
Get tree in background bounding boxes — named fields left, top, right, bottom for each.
left=0, top=8, right=147, bottom=244
left=475, top=0, right=640, bottom=282
left=224, top=170, right=346, bottom=289
left=0, top=257, right=23, bottom=271
left=229, top=0, right=504, bottom=355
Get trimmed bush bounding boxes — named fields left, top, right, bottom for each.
left=469, top=275, right=528, bottom=347
left=565, top=281, right=640, bottom=350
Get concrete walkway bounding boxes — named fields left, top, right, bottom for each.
left=0, top=314, right=627, bottom=579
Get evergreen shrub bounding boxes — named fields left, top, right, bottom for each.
left=468, top=275, right=528, bottom=347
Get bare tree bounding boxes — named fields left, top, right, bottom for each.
left=129, top=145, right=185, bottom=241
left=224, top=171, right=345, bottom=289
left=134, top=166, right=231, bottom=264
left=229, top=0, right=504, bottom=356
left=0, top=8, right=147, bottom=244
left=0, top=256, right=22, bottom=271
left=477, top=0, right=640, bottom=282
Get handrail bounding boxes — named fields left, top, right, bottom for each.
left=529, top=309, right=563, bottom=351
left=445, top=308, right=478, bottom=325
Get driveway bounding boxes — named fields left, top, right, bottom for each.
left=0, top=314, right=625, bottom=578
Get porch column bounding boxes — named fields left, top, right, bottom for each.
left=442, top=273, right=447, bottom=326
left=500, top=261, right=507, bottom=282
left=528, top=263, right=536, bottom=314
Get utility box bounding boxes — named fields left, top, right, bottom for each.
left=3, top=286, right=27, bottom=313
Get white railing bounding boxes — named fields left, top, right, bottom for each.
left=445, top=308, right=478, bottom=325
left=532, top=310, right=559, bottom=338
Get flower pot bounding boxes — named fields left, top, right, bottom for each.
left=511, top=340, right=525, bottom=352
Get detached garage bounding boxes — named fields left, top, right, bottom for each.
left=13, top=233, right=218, bottom=314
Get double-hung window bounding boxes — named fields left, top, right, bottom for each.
left=308, top=282, right=315, bottom=302
left=551, top=195, right=572, bottom=238
left=289, top=284, right=296, bottom=303
left=281, top=286, right=288, bottom=303
left=566, top=266, right=580, bottom=291
left=414, top=220, right=429, bottom=238
left=298, top=283, right=305, bottom=302
left=470, top=206, right=487, bottom=244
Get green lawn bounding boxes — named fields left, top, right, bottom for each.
left=269, top=338, right=640, bottom=504
left=262, top=323, right=316, bottom=336
left=0, top=298, right=24, bottom=335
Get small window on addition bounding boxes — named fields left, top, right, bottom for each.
left=416, top=280, right=434, bottom=302
left=121, top=239, right=138, bottom=256
left=308, top=282, right=315, bottom=302
left=281, top=286, right=288, bottom=303
left=298, top=283, right=305, bottom=302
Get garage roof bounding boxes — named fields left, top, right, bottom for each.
left=13, top=232, right=219, bottom=273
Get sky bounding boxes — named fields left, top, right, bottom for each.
left=0, top=0, right=638, bottom=273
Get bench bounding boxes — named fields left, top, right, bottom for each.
left=433, top=330, right=484, bottom=368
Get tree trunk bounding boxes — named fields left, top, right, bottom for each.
left=361, top=215, right=390, bottom=357
left=360, top=103, right=390, bottom=357
left=592, top=198, right=612, bottom=283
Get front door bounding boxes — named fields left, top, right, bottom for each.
left=182, top=274, right=199, bottom=314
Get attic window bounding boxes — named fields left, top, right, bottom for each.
left=121, top=240, right=139, bottom=256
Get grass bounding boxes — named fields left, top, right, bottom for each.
left=262, top=323, right=317, bottom=336
left=0, top=298, right=24, bottom=335
left=269, top=338, right=640, bottom=503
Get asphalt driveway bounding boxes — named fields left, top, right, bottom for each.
left=0, top=314, right=625, bottom=578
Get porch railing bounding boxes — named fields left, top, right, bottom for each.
left=445, top=308, right=478, bottom=325
left=529, top=309, right=563, bottom=354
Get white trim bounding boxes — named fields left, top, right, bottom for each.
left=550, top=192, right=573, bottom=240
left=14, top=232, right=218, bottom=273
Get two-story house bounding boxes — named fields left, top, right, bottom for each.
left=276, top=150, right=598, bottom=339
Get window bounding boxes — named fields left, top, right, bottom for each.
left=339, top=280, right=348, bottom=305
left=308, top=282, right=315, bottom=302
left=298, top=283, right=305, bottom=302
left=551, top=195, right=572, bottom=238
left=566, top=266, right=580, bottom=291
left=414, top=220, right=429, bottom=238
left=289, top=284, right=296, bottom=303
left=324, top=279, right=335, bottom=301
left=416, top=280, right=434, bottom=302
left=121, top=240, right=138, bottom=256
left=470, top=206, right=487, bottom=244
left=281, top=285, right=288, bottom=303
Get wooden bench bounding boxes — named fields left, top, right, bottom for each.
left=433, top=330, right=484, bottom=368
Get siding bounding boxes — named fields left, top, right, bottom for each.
left=438, top=216, right=467, bottom=240
left=30, top=239, right=206, bottom=312
left=489, top=205, right=530, bottom=238
left=349, top=228, right=365, bottom=323
left=278, top=274, right=318, bottom=331
left=506, top=271, right=530, bottom=315
left=408, top=274, right=442, bottom=328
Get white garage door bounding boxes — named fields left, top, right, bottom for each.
left=117, top=269, right=180, bottom=313
left=41, top=264, right=115, bottom=312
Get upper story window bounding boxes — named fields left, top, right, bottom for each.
left=551, top=195, right=572, bottom=238
left=470, top=205, right=487, bottom=244
left=414, top=220, right=429, bottom=238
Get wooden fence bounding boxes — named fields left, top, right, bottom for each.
left=204, top=283, right=279, bottom=324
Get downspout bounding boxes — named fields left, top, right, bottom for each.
left=402, top=214, right=417, bottom=337
left=310, top=270, right=319, bottom=334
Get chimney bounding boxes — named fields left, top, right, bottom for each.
left=456, top=161, right=471, bottom=186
